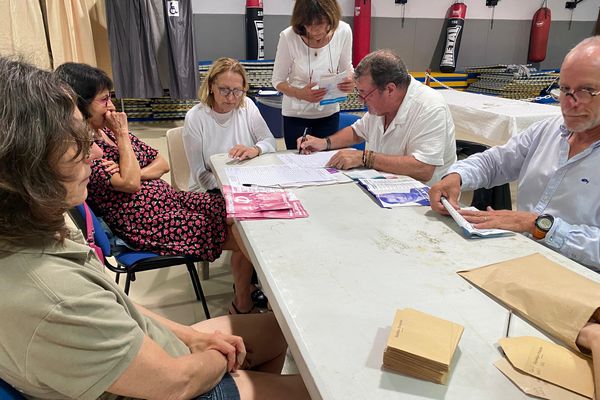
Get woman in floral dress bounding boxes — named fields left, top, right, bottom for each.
left=56, top=62, right=259, bottom=314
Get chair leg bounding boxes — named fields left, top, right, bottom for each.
left=196, top=261, right=210, bottom=281
left=124, top=273, right=132, bottom=295
left=187, top=263, right=211, bottom=319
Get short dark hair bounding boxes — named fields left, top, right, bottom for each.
left=291, top=0, right=341, bottom=37
left=0, top=57, right=90, bottom=245
left=354, top=49, right=411, bottom=90
left=55, top=62, right=113, bottom=119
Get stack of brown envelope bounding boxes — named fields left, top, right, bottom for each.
left=383, top=308, right=464, bottom=384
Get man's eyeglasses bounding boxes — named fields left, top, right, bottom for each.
left=94, top=94, right=112, bottom=107
left=217, top=87, right=246, bottom=98
left=550, top=86, right=600, bottom=104
left=354, top=87, right=379, bottom=102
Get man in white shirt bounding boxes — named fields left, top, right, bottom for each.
left=429, top=36, right=600, bottom=269
left=298, top=49, right=456, bottom=186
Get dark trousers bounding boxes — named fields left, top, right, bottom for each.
left=283, top=112, right=340, bottom=150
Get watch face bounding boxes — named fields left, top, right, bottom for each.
left=537, top=216, right=553, bottom=231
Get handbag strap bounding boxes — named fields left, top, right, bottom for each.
left=82, top=203, right=96, bottom=244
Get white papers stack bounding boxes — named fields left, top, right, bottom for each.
left=277, top=150, right=339, bottom=168
left=225, top=164, right=335, bottom=187
left=358, top=177, right=430, bottom=208
left=441, top=197, right=514, bottom=238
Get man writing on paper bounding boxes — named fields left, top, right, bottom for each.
left=298, top=49, right=456, bottom=186
left=429, top=36, right=600, bottom=269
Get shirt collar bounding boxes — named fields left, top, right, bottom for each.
left=386, top=76, right=417, bottom=131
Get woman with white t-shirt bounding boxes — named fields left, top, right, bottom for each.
left=183, top=57, right=276, bottom=192
left=272, top=0, right=354, bottom=149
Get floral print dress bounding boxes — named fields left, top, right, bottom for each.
left=87, top=129, right=227, bottom=261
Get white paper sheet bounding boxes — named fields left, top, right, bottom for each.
left=277, top=150, right=339, bottom=168
left=441, top=197, right=514, bottom=238
left=318, top=71, right=349, bottom=105
left=225, top=164, right=335, bottom=187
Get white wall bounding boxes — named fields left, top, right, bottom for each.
left=192, top=0, right=600, bottom=21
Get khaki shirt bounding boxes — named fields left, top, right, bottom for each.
left=0, top=227, right=189, bottom=400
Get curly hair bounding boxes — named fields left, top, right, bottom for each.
left=197, top=57, right=249, bottom=109
left=0, top=57, right=91, bottom=245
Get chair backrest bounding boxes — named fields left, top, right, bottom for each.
left=166, top=127, right=190, bottom=192
left=0, top=378, right=26, bottom=399
left=455, top=139, right=512, bottom=211
left=73, top=203, right=112, bottom=257
left=339, top=112, right=365, bottom=151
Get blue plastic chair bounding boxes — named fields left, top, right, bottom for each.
left=339, top=112, right=365, bottom=151
left=74, top=203, right=211, bottom=319
left=0, top=378, right=25, bottom=400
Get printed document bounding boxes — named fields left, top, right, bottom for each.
left=318, top=71, right=348, bottom=105
left=441, top=197, right=514, bottom=238
left=358, top=177, right=430, bottom=208
left=225, top=164, right=335, bottom=187
left=277, top=150, right=339, bottom=168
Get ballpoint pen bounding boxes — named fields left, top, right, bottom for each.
left=298, top=127, right=308, bottom=154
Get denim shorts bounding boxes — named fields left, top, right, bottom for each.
left=195, top=373, right=240, bottom=400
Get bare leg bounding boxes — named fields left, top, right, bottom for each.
left=222, top=221, right=254, bottom=312
left=233, top=370, right=310, bottom=400
left=192, top=313, right=285, bottom=372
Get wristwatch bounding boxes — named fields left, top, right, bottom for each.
left=533, top=214, right=554, bottom=240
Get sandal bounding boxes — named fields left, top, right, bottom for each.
left=251, top=288, right=269, bottom=309
left=228, top=301, right=258, bottom=315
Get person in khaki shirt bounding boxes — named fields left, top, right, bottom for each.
left=0, top=58, right=309, bottom=399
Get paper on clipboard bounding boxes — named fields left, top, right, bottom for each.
left=318, top=71, right=348, bottom=105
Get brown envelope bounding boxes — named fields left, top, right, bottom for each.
left=498, top=336, right=594, bottom=398
left=458, top=253, right=600, bottom=352
left=495, top=357, right=589, bottom=400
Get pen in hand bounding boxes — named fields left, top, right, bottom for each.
left=298, top=127, right=308, bottom=154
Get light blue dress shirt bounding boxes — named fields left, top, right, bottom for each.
left=449, top=115, right=600, bottom=270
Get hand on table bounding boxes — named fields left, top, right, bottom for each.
left=459, top=208, right=536, bottom=233
left=326, top=149, right=362, bottom=170
left=429, top=173, right=462, bottom=214
left=229, top=144, right=260, bottom=161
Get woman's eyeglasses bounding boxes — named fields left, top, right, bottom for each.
left=94, top=94, right=112, bottom=107
left=217, top=87, right=246, bottom=98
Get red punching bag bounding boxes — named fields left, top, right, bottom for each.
left=353, top=0, right=371, bottom=67
left=528, top=5, right=551, bottom=63
left=439, top=2, right=467, bottom=73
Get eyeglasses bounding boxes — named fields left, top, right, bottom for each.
left=94, top=94, right=112, bottom=107
left=354, top=87, right=379, bottom=102
left=550, top=86, right=600, bottom=104
left=217, top=87, right=246, bottom=98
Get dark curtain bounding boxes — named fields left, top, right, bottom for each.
left=105, top=0, right=163, bottom=98
left=164, top=0, right=198, bottom=99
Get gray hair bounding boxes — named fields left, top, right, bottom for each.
left=0, top=56, right=90, bottom=244
left=354, top=49, right=410, bottom=90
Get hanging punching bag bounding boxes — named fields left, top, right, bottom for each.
left=245, top=0, right=264, bottom=60
left=353, top=0, right=371, bottom=67
left=528, top=5, right=551, bottom=63
left=439, top=2, right=467, bottom=73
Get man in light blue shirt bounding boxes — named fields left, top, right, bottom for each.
left=430, top=36, right=600, bottom=269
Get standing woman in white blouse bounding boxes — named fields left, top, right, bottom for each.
left=183, top=57, right=276, bottom=192
left=272, top=0, right=354, bottom=150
